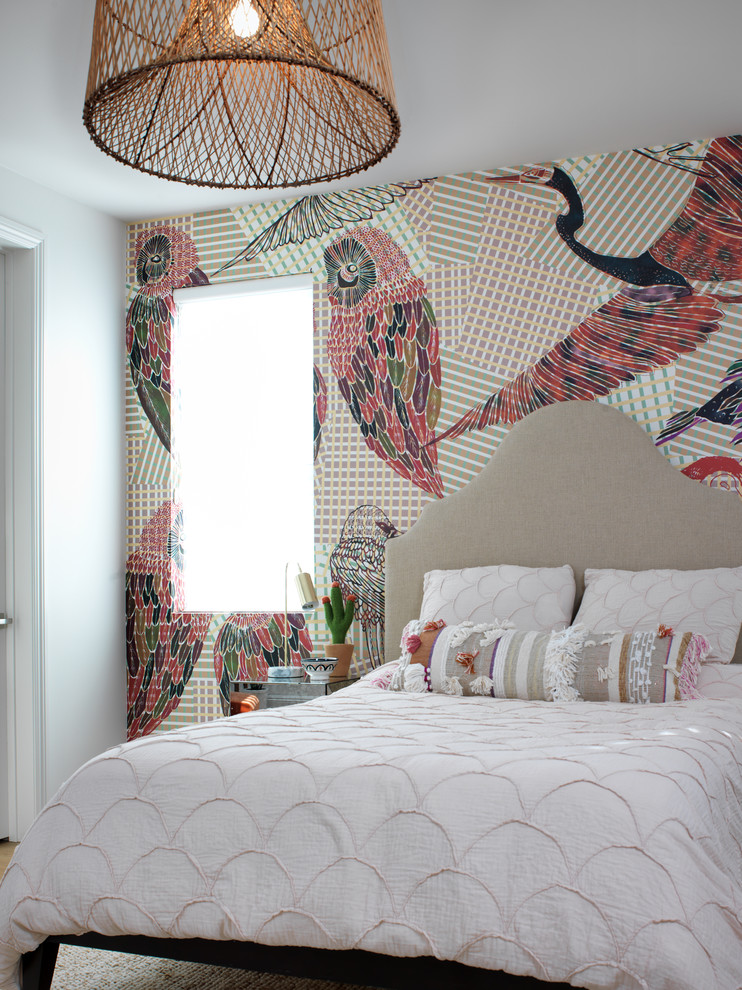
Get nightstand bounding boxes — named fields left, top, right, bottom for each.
left=231, top=676, right=358, bottom=710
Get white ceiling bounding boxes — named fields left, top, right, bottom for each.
left=2, top=0, right=742, bottom=223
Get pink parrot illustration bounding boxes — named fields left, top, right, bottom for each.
left=323, top=225, right=444, bottom=498
left=126, top=225, right=209, bottom=451
left=212, top=612, right=313, bottom=715
left=681, top=455, right=742, bottom=493
left=314, top=363, right=328, bottom=461
left=126, top=501, right=212, bottom=739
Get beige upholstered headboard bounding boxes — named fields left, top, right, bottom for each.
left=385, top=400, right=742, bottom=663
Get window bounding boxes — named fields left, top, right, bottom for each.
left=173, top=275, right=314, bottom=612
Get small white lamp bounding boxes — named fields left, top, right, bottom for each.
left=296, top=566, right=320, bottom=611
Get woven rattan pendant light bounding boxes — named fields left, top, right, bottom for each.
left=83, top=0, right=400, bottom=190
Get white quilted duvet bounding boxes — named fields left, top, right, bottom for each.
left=1, top=685, right=742, bottom=990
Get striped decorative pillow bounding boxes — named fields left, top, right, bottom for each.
left=395, top=621, right=708, bottom=703
left=573, top=629, right=707, bottom=702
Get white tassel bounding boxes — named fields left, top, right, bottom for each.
left=390, top=667, right=405, bottom=691
left=479, top=620, right=514, bottom=648
left=596, top=665, right=615, bottom=682
left=404, top=664, right=428, bottom=693
left=471, top=618, right=513, bottom=633
left=469, top=622, right=490, bottom=633
left=449, top=624, right=475, bottom=649
left=470, top=675, right=493, bottom=696
left=442, top=675, right=463, bottom=696
left=544, top=623, right=586, bottom=702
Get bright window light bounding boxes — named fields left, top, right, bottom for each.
left=173, top=275, right=314, bottom=612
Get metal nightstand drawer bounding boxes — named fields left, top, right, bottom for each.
left=232, top=677, right=358, bottom=710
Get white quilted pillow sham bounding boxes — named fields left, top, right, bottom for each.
left=574, top=566, right=742, bottom=663
left=419, top=564, right=575, bottom=630
left=697, top=661, right=742, bottom=698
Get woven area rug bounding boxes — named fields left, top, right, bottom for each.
left=51, top=945, right=367, bottom=990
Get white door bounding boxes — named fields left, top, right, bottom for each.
left=0, top=252, right=8, bottom=839
left=0, top=217, right=42, bottom=841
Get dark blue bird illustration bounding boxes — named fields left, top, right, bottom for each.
left=657, top=359, right=742, bottom=446
left=431, top=136, right=742, bottom=446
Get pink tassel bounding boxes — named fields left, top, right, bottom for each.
left=405, top=634, right=422, bottom=654
left=678, top=634, right=710, bottom=700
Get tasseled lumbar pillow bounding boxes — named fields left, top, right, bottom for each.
left=572, top=628, right=708, bottom=702
left=393, top=621, right=708, bottom=703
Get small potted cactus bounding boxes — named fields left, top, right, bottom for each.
left=321, top=582, right=357, bottom=679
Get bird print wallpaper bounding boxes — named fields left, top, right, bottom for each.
left=125, top=133, right=742, bottom=737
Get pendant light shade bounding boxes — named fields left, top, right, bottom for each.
left=83, top=0, right=400, bottom=190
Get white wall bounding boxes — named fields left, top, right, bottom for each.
left=0, top=165, right=125, bottom=814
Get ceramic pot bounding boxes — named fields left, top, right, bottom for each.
left=323, top=642, right=354, bottom=679
left=301, top=657, right=339, bottom=683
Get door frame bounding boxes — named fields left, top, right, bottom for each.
left=0, top=216, right=45, bottom=839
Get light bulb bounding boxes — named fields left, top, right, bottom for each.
left=230, top=0, right=260, bottom=38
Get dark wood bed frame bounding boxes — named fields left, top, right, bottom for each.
left=21, top=934, right=572, bottom=989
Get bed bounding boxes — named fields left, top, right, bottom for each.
left=4, top=399, right=742, bottom=990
